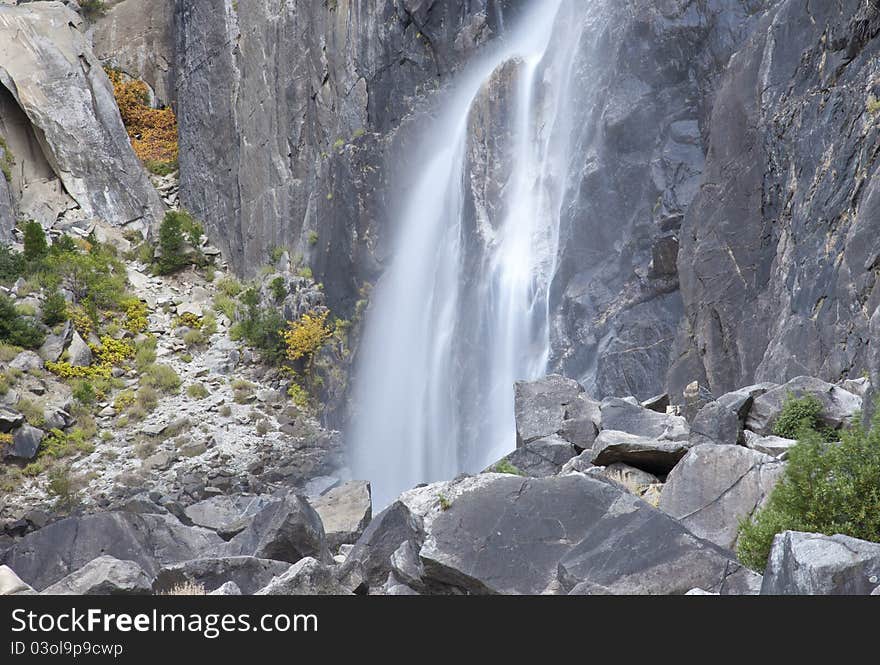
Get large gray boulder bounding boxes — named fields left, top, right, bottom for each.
left=340, top=500, right=422, bottom=588
left=0, top=3, right=163, bottom=228
left=39, top=321, right=73, bottom=363
left=42, top=556, right=152, bottom=596
left=184, top=494, right=275, bottom=540
left=224, top=492, right=327, bottom=564
left=309, top=481, right=372, bottom=552
left=7, top=424, right=45, bottom=461
left=599, top=398, right=688, bottom=441
left=414, top=473, right=758, bottom=595
left=67, top=331, right=93, bottom=367
left=745, top=377, right=862, bottom=436
left=255, top=557, right=351, bottom=596
left=153, top=556, right=291, bottom=596
left=490, top=436, right=577, bottom=477
left=0, top=407, right=24, bottom=433
left=743, top=431, right=797, bottom=458
left=658, top=444, right=784, bottom=550
left=689, top=401, right=741, bottom=447
left=1, top=512, right=223, bottom=590
left=761, top=532, right=880, bottom=595
left=591, top=430, right=690, bottom=475
left=514, top=375, right=599, bottom=450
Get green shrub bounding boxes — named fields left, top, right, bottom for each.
left=270, top=276, right=287, bottom=302
left=0, top=245, right=25, bottom=283
left=183, top=328, right=205, bottom=347
left=738, top=410, right=880, bottom=571
left=42, top=289, right=67, bottom=326
left=142, top=363, right=181, bottom=393
left=22, top=221, right=47, bottom=262
left=156, top=211, right=188, bottom=275
left=187, top=383, right=209, bottom=399
left=71, top=380, right=96, bottom=405
left=80, top=0, right=107, bottom=20
left=773, top=394, right=837, bottom=440
left=491, top=459, right=524, bottom=476
left=307, top=231, right=319, bottom=246
left=216, top=275, right=242, bottom=297
left=0, top=294, right=45, bottom=349
left=136, top=385, right=159, bottom=412
left=43, top=239, right=127, bottom=309
left=134, top=335, right=158, bottom=371
left=0, top=135, right=13, bottom=182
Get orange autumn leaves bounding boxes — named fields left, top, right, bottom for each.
left=106, top=68, right=178, bottom=174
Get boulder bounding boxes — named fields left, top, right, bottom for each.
left=0, top=565, right=36, bottom=595
left=715, top=383, right=779, bottom=420
left=0, top=407, right=24, bottom=433
left=255, top=557, right=352, bottom=595
left=689, top=401, right=741, bottom=446
left=67, top=331, right=93, bottom=367
left=209, top=581, right=242, bottom=596
left=184, top=494, right=275, bottom=540
left=761, top=531, right=880, bottom=595
left=658, top=445, right=784, bottom=550
left=42, top=556, right=152, bottom=595
left=7, top=424, right=45, bottom=461
left=309, top=481, right=372, bottom=552
left=745, top=377, right=862, bottom=436
left=514, top=375, right=599, bottom=450
left=416, top=473, right=758, bottom=595
left=743, top=431, right=797, bottom=458
left=599, top=398, right=688, bottom=441
left=559, top=450, right=595, bottom=475
left=390, top=540, right=426, bottom=593
left=10, top=351, right=43, bottom=372
left=38, top=321, right=73, bottom=362
left=840, top=377, right=870, bottom=398
left=340, top=500, right=423, bottom=588
left=591, top=430, right=690, bottom=475
left=2, top=512, right=223, bottom=590
left=224, top=492, right=327, bottom=564
left=490, top=436, right=577, bottom=477
left=153, top=557, right=291, bottom=596
left=641, top=393, right=670, bottom=413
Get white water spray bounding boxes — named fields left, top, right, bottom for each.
left=350, top=0, right=587, bottom=507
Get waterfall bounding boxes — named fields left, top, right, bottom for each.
left=350, top=0, right=588, bottom=508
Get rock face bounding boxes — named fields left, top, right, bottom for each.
left=417, top=474, right=758, bottom=595
left=1, top=512, right=223, bottom=591
left=92, top=0, right=175, bottom=106
left=672, top=0, right=880, bottom=401
left=762, top=532, right=880, bottom=595
left=42, top=555, right=152, bottom=596
left=658, top=445, right=785, bottom=550
left=0, top=3, right=163, bottom=229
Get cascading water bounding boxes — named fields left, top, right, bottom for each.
left=350, top=0, right=589, bottom=507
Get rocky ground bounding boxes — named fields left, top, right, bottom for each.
left=3, top=345, right=879, bottom=594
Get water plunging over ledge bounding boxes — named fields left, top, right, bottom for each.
left=350, top=0, right=589, bottom=507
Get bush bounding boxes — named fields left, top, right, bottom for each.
left=71, top=380, right=96, bottom=405
left=773, top=394, right=837, bottom=440
left=187, top=383, right=209, bottom=400
left=283, top=310, right=332, bottom=364
left=142, top=363, right=181, bottom=393
left=738, top=409, right=880, bottom=571
left=42, top=289, right=67, bottom=326
left=22, top=221, right=48, bottom=263
left=270, top=276, right=287, bottom=302
left=183, top=328, right=205, bottom=347
left=156, top=211, right=188, bottom=275
left=0, top=245, right=25, bottom=283
left=0, top=294, right=45, bottom=349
